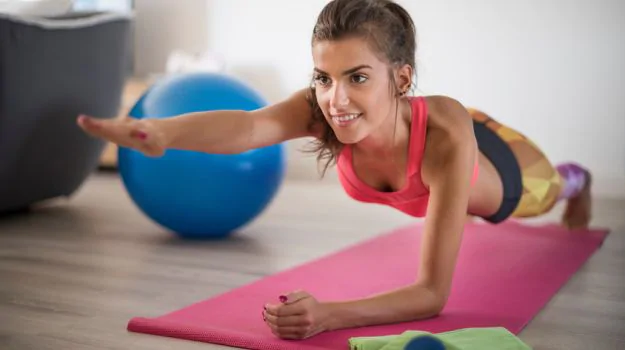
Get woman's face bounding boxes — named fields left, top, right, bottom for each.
left=311, top=36, right=399, bottom=145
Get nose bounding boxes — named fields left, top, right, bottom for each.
left=329, top=82, right=349, bottom=111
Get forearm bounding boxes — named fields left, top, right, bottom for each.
left=150, top=110, right=253, bottom=154
left=323, top=283, right=444, bottom=331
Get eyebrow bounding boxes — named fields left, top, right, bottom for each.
left=313, top=64, right=373, bottom=76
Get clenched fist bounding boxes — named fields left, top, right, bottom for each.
left=262, top=290, right=332, bottom=340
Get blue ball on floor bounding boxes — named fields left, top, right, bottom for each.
left=404, top=335, right=446, bottom=350
left=118, top=72, right=286, bottom=239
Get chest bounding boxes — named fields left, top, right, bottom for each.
left=351, top=155, right=409, bottom=193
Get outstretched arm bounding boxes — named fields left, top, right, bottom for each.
left=77, top=88, right=316, bottom=156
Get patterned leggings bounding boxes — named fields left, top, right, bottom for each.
left=467, top=108, right=564, bottom=218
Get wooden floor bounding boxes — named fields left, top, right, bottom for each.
left=1, top=172, right=624, bottom=350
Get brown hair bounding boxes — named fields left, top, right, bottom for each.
left=304, top=0, right=417, bottom=176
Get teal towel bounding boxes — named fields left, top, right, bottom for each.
left=348, top=327, right=532, bottom=350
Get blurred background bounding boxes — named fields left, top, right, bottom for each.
left=1, top=0, right=623, bottom=198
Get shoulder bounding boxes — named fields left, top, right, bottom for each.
left=421, top=95, right=477, bottom=185
left=424, top=95, right=474, bottom=138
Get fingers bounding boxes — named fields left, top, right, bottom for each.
left=77, top=114, right=149, bottom=146
left=263, top=310, right=310, bottom=327
left=263, top=310, right=314, bottom=340
left=262, top=291, right=322, bottom=340
left=264, top=301, right=307, bottom=317
left=263, top=290, right=311, bottom=317
left=266, top=324, right=309, bottom=340
left=267, top=326, right=310, bottom=340
left=129, top=128, right=148, bottom=141
left=76, top=114, right=103, bottom=135
left=77, top=114, right=165, bottom=158
left=77, top=114, right=122, bottom=141
left=280, top=290, right=310, bottom=305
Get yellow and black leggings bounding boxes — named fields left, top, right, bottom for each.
left=467, top=108, right=588, bottom=223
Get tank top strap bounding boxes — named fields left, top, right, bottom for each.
left=406, top=96, right=428, bottom=176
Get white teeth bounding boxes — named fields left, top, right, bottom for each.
left=333, top=113, right=361, bottom=122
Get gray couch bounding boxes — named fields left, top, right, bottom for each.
left=0, top=11, right=133, bottom=214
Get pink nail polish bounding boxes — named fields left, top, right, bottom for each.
left=279, top=295, right=287, bottom=303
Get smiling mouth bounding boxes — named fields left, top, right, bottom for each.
left=331, top=113, right=362, bottom=126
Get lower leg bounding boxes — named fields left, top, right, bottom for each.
left=556, top=162, right=592, bottom=229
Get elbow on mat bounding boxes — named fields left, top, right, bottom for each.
left=431, top=290, right=452, bottom=316
left=424, top=297, right=447, bottom=318
left=410, top=285, right=448, bottom=319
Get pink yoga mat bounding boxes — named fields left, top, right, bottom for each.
left=127, top=221, right=609, bottom=349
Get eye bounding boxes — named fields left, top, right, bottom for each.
left=313, top=74, right=331, bottom=87
left=351, top=74, right=368, bottom=84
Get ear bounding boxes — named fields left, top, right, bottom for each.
left=395, top=64, right=413, bottom=94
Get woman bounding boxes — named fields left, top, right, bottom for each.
left=77, top=0, right=591, bottom=340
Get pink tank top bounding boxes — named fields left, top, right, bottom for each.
left=336, top=96, right=478, bottom=217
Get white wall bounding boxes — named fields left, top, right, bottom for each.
left=133, top=0, right=625, bottom=197
left=133, top=0, right=209, bottom=77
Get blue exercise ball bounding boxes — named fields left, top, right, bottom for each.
left=118, top=72, right=286, bottom=239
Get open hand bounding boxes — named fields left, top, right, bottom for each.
left=263, top=290, right=331, bottom=340
left=76, top=114, right=166, bottom=157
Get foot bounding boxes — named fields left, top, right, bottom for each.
left=561, top=169, right=592, bottom=230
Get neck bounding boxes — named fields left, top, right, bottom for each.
left=353, top=97, right=412, bottom=158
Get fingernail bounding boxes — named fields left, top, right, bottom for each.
left=279, top=295, right=287, bottom=303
